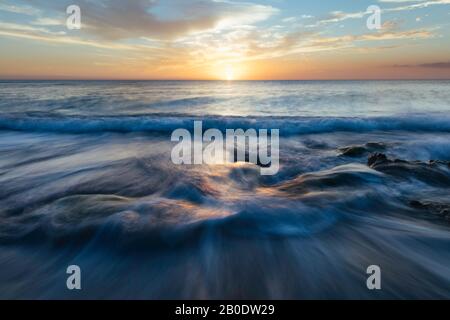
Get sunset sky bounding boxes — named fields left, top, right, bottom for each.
left=0, top=0, right=449, bottom=80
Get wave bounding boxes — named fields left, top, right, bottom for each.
left=2, top=157, right=449, bottom=248
left=1, top=114, right=450, bottom=135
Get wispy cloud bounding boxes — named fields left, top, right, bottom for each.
left=31, top=17, right=61, bottom=26
left=310, top=0, right=450, bottom=27
left=22, top=0, right=278, bottom=41
left=379, top=0, right=426, bottom=3
left=385, top=0, right=450, bottom=12
left=393, top=61, right=450, bottom=68
left=0, top=2, right=40, bottom=15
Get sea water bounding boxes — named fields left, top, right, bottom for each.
left=0, top=80, right=449, bottom=299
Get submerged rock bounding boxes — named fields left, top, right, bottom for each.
left=277, top=164, right=384, bottom=196
left=339, top=146, right=367, bottom=157
left=367, top=153, right=389, bottom=167
left=339, top=142, right=386, bottom=157
left=368, top=153, right=450, bottom=187
left=365, top=142, right=386, bottom=149
left=410, top=200, right=450, bottom=221
left=429, top=160, right=450, bottom=168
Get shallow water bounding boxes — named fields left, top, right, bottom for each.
left=0, top=81, right=449, bottom=299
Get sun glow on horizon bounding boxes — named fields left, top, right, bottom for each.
left=225, top=65, right=235, bottom=81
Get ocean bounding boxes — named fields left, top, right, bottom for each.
left=0, top=80, right=449, bottom=299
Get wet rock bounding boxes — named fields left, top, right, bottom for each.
left=367, top=153, right=389, bottom=167
left=368, top=153, right=450, bottom=187
left=409, top=200, right=450, bottom=221
left=339, top=142, right=386, bottom=157
left=277, top=164, right=384, bottom=196
left=366, top=142, right=386, bottom=149
left=339, top=146, right=367, bottom=157
left=429, top=160, right=450, bottom=168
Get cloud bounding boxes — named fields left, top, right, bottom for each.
left=23, top=0, right=278, bottom=40
left=0, top=29, right=140, bottom=50
left=379, top=0, right=425, bottom=3
left=310, top=0, right=450, bottom=27
left=0, top=21, right=61, bottom=35
left=31, top=17, right=62, bottom=26
left=0, top=2, right=40, bottom=15
left=199, top=26, right=434, bottom=64
left=384, top=0, right=450, bottom=12
left=310, top=10, right=368, bottom=27
left=393, top=61, right=450, bottom=68
left=357, top=29, right=433, bottom=40
left=282, top=14, right=313, bottom=23
left=0, top=0, right=443, bottom=79
left=382, top=20, right=401, bottom=30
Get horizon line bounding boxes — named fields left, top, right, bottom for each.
left=1, top=78, right=450, bottom=81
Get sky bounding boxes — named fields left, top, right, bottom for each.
left=0, top=0, right=449, bottom=80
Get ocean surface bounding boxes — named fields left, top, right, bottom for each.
left=0, top=80, right=449, bottom=299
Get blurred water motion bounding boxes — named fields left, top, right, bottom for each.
left=0, top=80, right=449, bottom=299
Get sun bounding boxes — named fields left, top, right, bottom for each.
left=225, top=65, right=234, bottom=81
left=215, top=63, right=244, bottom=81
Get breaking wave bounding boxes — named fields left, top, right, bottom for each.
left=1, top=114, right=450, bottom=135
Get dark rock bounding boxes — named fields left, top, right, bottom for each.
left=368, top=153, right=450, bottom=187
left=409, top=200, right=450, bottom=220
left=368, top=153, right=388, bottom=167
left=366, top=142, right=386, bottom=150
left=339, top=146, right=367, bottom=157
left=429, top=160, right=450, bottom=167
left=410, top=200, right=427, bottom=209
left=340, top=142, right=386, bottom=157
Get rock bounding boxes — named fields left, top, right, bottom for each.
left=429, top=160, right=450, bottom=168
left=339, top=146, right=367, bottom=157
left=368, top=153, right=388, bottom=167
left=368, top=153, right=450, bottom=187
left=409, top=200, right=450, bottom=221
left=366, top=142, right=386, bottom=150
left=340, top=142, right=386, bottom=157
left=410, top=200, right=428, bottom=209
